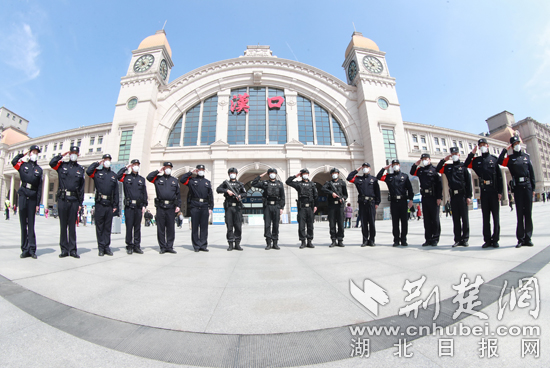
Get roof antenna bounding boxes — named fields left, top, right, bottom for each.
left=352, top=22, right=357, bottom=32
left=162, top=20, right=167, bottom=31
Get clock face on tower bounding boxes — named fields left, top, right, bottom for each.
left=363, top=56, right=383, bottom=74
left=159, top=59, right=168, bottom=80
left=133, top=54, right=155, bottom=73
left=347, top=60, right=358, bottom=82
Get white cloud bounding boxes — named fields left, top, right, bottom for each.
left=0, top=23, right=41, bottom=80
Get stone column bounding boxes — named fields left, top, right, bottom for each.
left=42, top=171, right=49, bottom=208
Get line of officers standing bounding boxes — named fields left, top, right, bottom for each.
left=11, top=135, right=535, bottom=259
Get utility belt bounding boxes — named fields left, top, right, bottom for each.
left=390, top=194, right=406, bottom=201
left=450, top=188, right=465, bottom=197
left=328, top=198, right=344, bottom=206
left=359, top=195, right=375, bottom=202
left=421, top=188, right=434, bottom=196
left=191, top=197, right=208, bottom=203
left=514, top=176, right=530, bottom=185
left=298, top=200, right=313, bottom=209
left=155, top=198, right=175, bottom=208
left=21, top=182, right=38, bottom=191
left=124, top=198, right=143, bottom=207
left=95, top=191, right=113, bottom=206
left=265, top=197, right=279, bottom=206
left=224, top=200, right=242, bottom=208
left=57, top=189, right=79, bottom=201
left=480, top=179, right=494, bottom=187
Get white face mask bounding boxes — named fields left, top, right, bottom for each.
left=198, top=170, right=205, bottom=177
left=393, top=165, right=400, bottom=172
left=132, top=165, right=139, bottom=173
left=422, top=160, right=430, bottom=166
left=269, top=173, right=276, bottom=179
left=70, top=154, right=78, bottom=162
left=363, top=167, right=370, bottom=174
left=513, top=145, right=521, bottom=152
left=452, top=155, right=459, bottom=162
left=229, top=173, right=236, bottom=179
left=103, top=160, right=111, bottom=168
left=332, top=174, right=339, bottom=179
left=29, top=153, right=38, bottom=162
left=480, top=146, right=488, bottom=154
left=164, top=168, right=172, bottom=176
left=302, top=174, right=309, bottom=180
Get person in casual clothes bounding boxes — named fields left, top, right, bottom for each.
left=344, top=203, right=353, bottom=228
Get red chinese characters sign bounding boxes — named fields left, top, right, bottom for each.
left=267, top=96, right=284, bottom=109
left=231, top=93, right=250, bottom=114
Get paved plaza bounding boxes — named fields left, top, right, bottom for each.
left=1, top=203, right=549, bottom=367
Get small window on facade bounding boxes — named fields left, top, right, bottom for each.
left=90, top=137, right=95, bottom=145
left=434, top=137, right=439, bottom=145
left=442, top=138, right=446, bottom=146
left=412, top=134, right=418, bottom=143
left=98, top=136, right=103, bottom=144
left=421, top=136, right=426, bottom=144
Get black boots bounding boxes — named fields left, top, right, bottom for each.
left=234, top=240, right=243, bottom=251
left=337, top=240, right=345, bottom=247
left=227, top=241, right=234, bottom=251
left=329, top=239, right=336, bottom=248
left=265, top=239, right=272, bottom=250
left=300, top=240, right=306, bottom=249
left=306, top=239, right=314, bottom=248
left=272, top=240, right=280, bottom=250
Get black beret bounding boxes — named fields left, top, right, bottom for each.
left=102, top=154, right=112, bottom=160
left=69, top=146, right=80, bottom=153
left=196, top=164, right=205, bottom=170
left=131, top=159, right=140, bottom=164
left=330, top=167, right=340, bottom=174
left=510, top=135, right=520, bottom=144
left=478, top=138, right=488, bottom=145
left=29, top=145, right=41, bottom=153
left=267, top=168, right=277, bottom=174
left=300, top=168, right=309, bottom=174
left=421, top=153, right=430, bottom=159
left=391, top=159, right=400, bottom=165
left=450, top=147, right=459, bottom=154
left=362, top=162, right=370, bottom=167
left=228, top=167, right=238, bottom=174
left=163, top=162, right=173, bottom=167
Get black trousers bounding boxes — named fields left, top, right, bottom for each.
left=263, top=204, right=280, bottom=240
left=298, top=206, right=314, bottom=241
left=390, top=199, right=408, bottom=243
left=58, top=198, right=79, bottom=254
left=156, top=206, right=175, bottom=250
left=480, top=188, right=500, bottom=244
left=225, top=204, right=242, bottom=242
left=513, top=186, right=533, bottom=243
left=421, top=196, right=441, bottom=243
left=125, top=206, right=143, bottom=250
left=359, top=201, right=376, bottom=243
left=18, top=195, right=37, bottom=255
left=190, top=206, right=209, bottom=250
left=328, top=204, right=345, bottom=240
left=451, top=195, right=469, bottom=243
left=95, top=202, right=113, bottom=251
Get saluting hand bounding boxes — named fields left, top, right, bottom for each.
left=384, top=164, right=391, bottom=170
left=260, top=171, right=267, bottom=177
left=444, top=155, right=452, bottom=161
left=506, top=144, right=512, bottom=151
left=415, top=159, right=421, bottom=165
left=62, top=151, right=70, bottom=156
left=296, top=172, right=302, bottom=177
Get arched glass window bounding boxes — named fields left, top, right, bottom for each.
left=248, top=87, right=266, bottom=144
left=314, top=103, right=331, bottom=145
left=297, top=95, right=348, bottom=146
left=332, top=117, right=348, bottom=146
left=201, top=96, right=218, bottom=145
left=167, top=95, right=218, bottom=147
left=297, top=96, right=314, bottom=145
left=227, top=87, right=247, bottom=145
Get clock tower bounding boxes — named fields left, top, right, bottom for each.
left=109, top=30, right=174, bottom=172
left=342, top=32, right=408, bottom=171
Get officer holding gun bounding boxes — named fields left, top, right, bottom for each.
left=217, top=167, right=247, bottom=251
left=322, top=168, right=348, bottom=247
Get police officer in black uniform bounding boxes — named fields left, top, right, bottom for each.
left=322, top=168, right=348, bottom=247
left=217, top=167, right=247, bottom=251
left=252, top=168, right=285, bottom=250
left=376, top=159, right=414, bottom=246
left=286, top=169, right=318, bottom=249
left=12, top=145, right=43, bottom=259
left=410, top=153, right=443, bottom=246
left=147, top=162, right=181, bottom=254
left=436, top=147, right=473, bottom=247
left=180, top=165, right=214, bottom=252
left=86, top=154, right=119, bottom=256
left=347, top=163, right=381, bottom=247
left=464, top=138, right=503, bottom=248
left=117, top=159, right=148, bottom=254
left=50, top=146, right=85, bottom=258
left=498, top=135, right=535, bottom=248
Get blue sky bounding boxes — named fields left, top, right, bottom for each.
left=1, top=0, right=549, bottom=138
